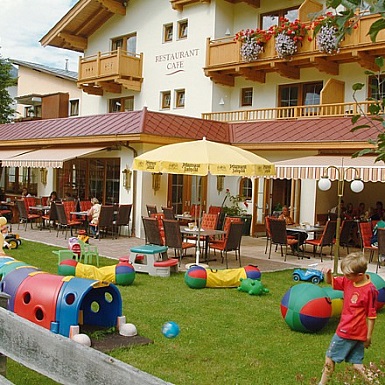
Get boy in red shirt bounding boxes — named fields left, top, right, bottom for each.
left=319, top=252, right=378, bottom=385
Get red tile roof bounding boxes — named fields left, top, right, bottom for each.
left=230, top=117, right=379, bottom=144
left=0, top=108, right=229, bottom=143
left=0, top=109, right=377, bottom=148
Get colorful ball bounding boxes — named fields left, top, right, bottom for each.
left=323, top=287, right=344, bottom=317
left=161, top=321, right=180, bottom=339
left=115, top=258, right=135, bottom=286
left=281, top=283, right=332, bottom=333
left=58, top=259, right=77, bottom=276
left=244, top=265, right=262, bottom=280
left=367, top=272, right=385, bottom=311
left=184, top=265, right=207, bottom=289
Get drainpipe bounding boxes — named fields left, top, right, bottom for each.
left=122, top=143, right=137, bottom=238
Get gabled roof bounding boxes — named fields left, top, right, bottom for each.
left=0, top=108, right=229, bottom=147
left=11, top=59, right=77, bottom=81
left=40, top=0, right=127, bottom=52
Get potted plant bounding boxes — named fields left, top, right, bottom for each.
left=313, top=12, right=357, bottom=55
left=271, top=17, right=309, bottom=59
left=221, top=189, right=248, bottom=216
left=235, top=28, right=272, bottom=62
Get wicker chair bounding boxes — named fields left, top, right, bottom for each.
left=268, top=219, right=300, bottom=261
left=305, top=220, right=337, bottom=262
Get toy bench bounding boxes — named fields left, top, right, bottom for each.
left=129, top=244, right=178, bottom=277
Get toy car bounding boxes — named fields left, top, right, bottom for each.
left=4, top=233, right=21, bottom=249
left=292, top=268, right=324, bottom=284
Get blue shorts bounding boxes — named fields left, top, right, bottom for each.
left=326, top=333, right=364, bottom=364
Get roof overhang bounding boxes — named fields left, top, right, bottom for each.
left=15, top=94, right=43, bottom=106
left=40, top=0, right=127, bottom=52
left=274, top=155, right=385, bottom=182
left=2, top=147, right=105, bottom=168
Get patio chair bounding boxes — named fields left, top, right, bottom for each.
left=78, top=239, right=100, bottom=266
left=268, top=219, right=300, bottom=262
left=162, top=218, right=195, bottom=265
left=209, top=221, right=244, bottom=268
left=113, top=204, right=132, bottom=237
left=89, top=205, right=115, bottom=240
left=55, top=203, right=82, bottom=239
left=41, top=201, right=58, bottom=231
left=150, top=213, right=165, bottom=244
left=146, top=204, right=157, bottom=217
left=161, top=206, right=175, bottom=220
left=142, top=216, right=164, bottom=246
left=338, top=219, right=355, bottom=255
left=305, top=220, right=337, bottom=262
left=16, top=199, right=41, bottom=231
left=376, top=228, right=385, bottom=273
left=359, top=221, right=378, bottom=263
left=316, top=213, right=329, bottom=226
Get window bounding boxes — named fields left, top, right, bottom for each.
left=261, top=7, right=299, bottom=30
left=164, top=23, right=173, bottom=42
left=240, top=178, right=252, bottom=200
left=279, top=82, right=323, bottom=107
left=175, top=89, right=185, bottom=108
left=369, top=75, right=385, bottom=101
left=178, top=20, right=188, bottom=39
left=57, top=158, right=120, bottom=204
left=241, top=88, right=253, bottom=107
left=109, top=96, right=134, bottom=113
left=112, top=33, right=137, bottom=54
left=161, top=91, right=171, bottom=109
left=3, top=167, right=37, bottom=196
left=69, top=99, right=79, bottom=116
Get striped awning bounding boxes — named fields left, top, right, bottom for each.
left=2, top=147, right=105, bottom=168
left=0, top=149, right=34, bottom=162
left=274, top=156, right=385, bottom=182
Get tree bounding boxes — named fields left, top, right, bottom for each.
left=0, top=56, right=17, bottom=124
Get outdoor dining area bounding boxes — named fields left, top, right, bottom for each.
left=140, top=203, right=244, bottom=269
left=264, top=212, right=383, bottom=273
left=2, top=196, right=132, bottom=242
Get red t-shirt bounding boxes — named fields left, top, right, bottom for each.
left=332, top=275, right=378, bottom=341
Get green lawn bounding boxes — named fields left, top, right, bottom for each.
left=4, top=241, right=385, bottom=385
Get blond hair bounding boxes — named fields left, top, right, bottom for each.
left=340, top=252, right=368, bottom=275
left=91, top=197, right=99, bottom=205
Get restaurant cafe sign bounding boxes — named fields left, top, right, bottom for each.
left=155, top=48, right=200, bottom=74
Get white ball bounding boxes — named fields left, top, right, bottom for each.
left=71, top=333, right=91, bottom=347
left=119, top=323, right=138, bottom=337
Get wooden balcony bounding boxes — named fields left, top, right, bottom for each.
left=204, top=14, right=385, bottom=86
left=202, top=101, right=375, bottom=122
left=78, top=48, right=143, bottom=95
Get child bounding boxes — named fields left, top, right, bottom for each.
left=319, top=252, right=378, bottom=385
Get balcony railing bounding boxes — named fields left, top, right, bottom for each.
left=78, top=48, right=143, bottom=95
left=202, top=101, right=376, bottom=122
left=204, top=14, right=385, bottom=86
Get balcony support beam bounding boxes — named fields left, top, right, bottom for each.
left=97, top=81, right=122, bottom=94
left=311, top=57, right=339, bottom=75
left=272, top=62, right=300, bottom=80
left=97, top=0, right=126, bottom=15
left=207, top=72, right=235, bottom=87
left=58, top=32, right=87, bottom=51
left=79, top=85, right=103, bottom=96
left=238, top=68, right=265, bottom=83
left=354, top=51, right=381, bottom=72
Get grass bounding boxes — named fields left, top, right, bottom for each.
left=4, top=240, right=385, bottom=385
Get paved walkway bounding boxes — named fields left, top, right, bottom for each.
left=14, top=224, right=385, bottom=278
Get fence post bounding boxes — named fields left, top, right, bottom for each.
left=0, top=293, right=10, bottom=378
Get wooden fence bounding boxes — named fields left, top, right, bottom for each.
left=0, top=294, right=172, bottom=385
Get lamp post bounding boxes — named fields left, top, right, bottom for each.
left=318, top=166, right=364, bottom=274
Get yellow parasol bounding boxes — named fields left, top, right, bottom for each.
left=133, top=137, right=275, bottom=265
left=133, top=137, right=275, bottom=177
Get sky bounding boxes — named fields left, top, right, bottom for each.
left=0, top=0, right=80, bottom=72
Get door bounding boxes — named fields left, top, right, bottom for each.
left=167, top=175, right=207, bottom=215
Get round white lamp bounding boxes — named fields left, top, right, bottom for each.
left=318, top=177, right=332, bottom=191
left=350, top=179, right=364, bottom=193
